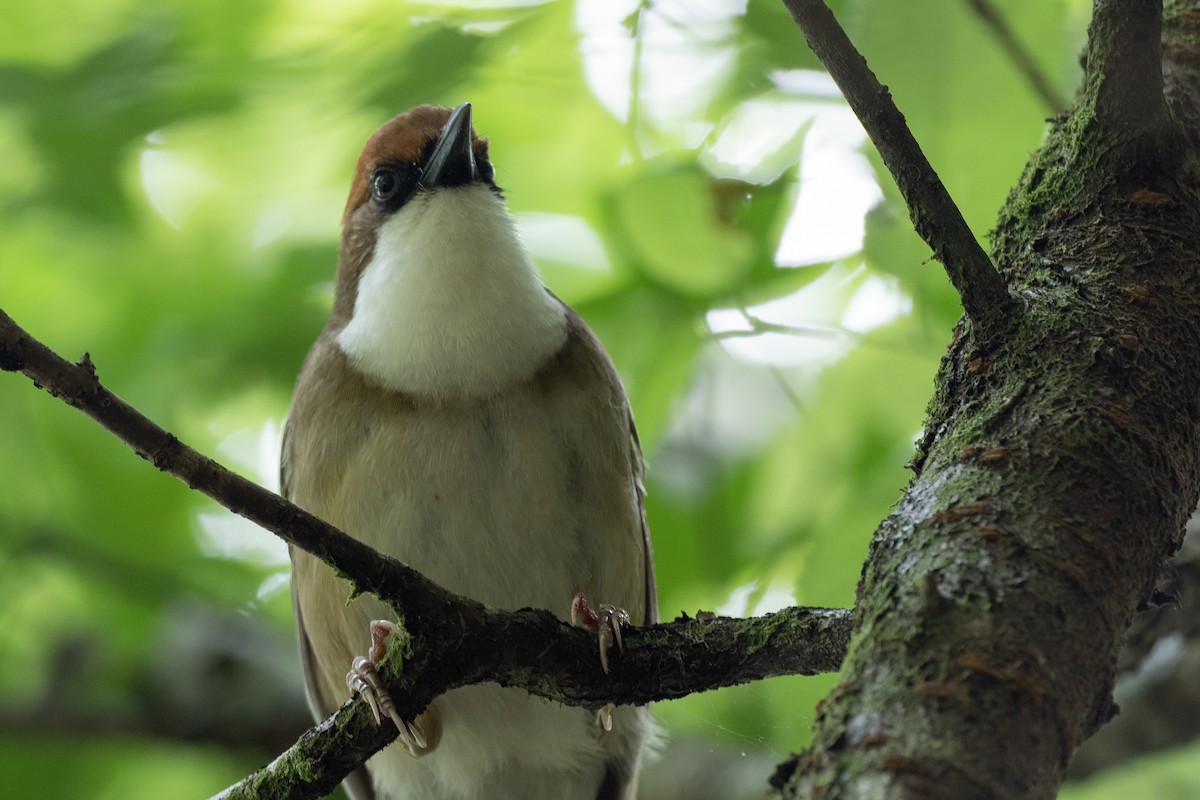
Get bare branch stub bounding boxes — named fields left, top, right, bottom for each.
left=1086, top=0, right=1168, bottom=133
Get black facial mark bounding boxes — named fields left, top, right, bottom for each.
left=370, top=163, right=422, bottom=210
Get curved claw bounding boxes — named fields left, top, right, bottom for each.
left=348, top=656, right=385, bottom=725
left=599, top=703, right=614, bottom=733
left=571, top=592, right=631, bottom=675
left=346, top=622, right=429, bottom=756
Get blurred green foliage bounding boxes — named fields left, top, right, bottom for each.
left=2, top=0, right=1186, bottom=797
left=1060, top=739, right=1200, bottom=800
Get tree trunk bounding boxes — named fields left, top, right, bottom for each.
left=772, top=1, right=1200, bottom=797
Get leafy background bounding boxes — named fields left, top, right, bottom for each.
left=1, top=0, right=1195, bottom=797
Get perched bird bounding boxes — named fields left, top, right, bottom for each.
left=283, top=103, right=657, bottom=800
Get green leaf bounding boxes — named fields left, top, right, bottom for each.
left=615, top=162, right=755, bottom=297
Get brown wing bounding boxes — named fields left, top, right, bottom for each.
left=555, top=298, right=658, bottom=628
left=553, top=300, right=657, bottom=800
left=283, top=419, right=378, bottom=800
left=627, top=408, right=658, bottom=626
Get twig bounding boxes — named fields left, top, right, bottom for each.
left=0, top=306, right=853, bottom=799
left=965, top=0, right=1066, bottom=114
left=711, top=311, right=854, bottom=342
left=780, top=0, right=1014, bottom=330
left=625, top=0, right=651, bottom=160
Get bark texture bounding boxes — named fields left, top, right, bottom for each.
left=773, top=2, right=1200, bottom=798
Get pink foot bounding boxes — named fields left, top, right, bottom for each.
left=571, top=593, right=630, bottom=732
left=346, top=620, right=428, bottom=755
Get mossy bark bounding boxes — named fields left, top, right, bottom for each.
left=773, top=2, right=1200, bottom=798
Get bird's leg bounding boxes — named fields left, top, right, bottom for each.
left=570, top=592, right=631, bottom=673
left=570, top=592, right=631, bottom=732
left=346, top=619, right=429, bottom=756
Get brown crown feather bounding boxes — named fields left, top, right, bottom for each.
left=342, top=105, right=491, bottom=224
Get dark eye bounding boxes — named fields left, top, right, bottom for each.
left=369, top=164, right=422, bottom=207
left=370, top=167, right=402, bottom=202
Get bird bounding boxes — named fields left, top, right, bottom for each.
left=283, top=103, right=657, bottom=800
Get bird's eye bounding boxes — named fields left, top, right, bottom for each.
left=370, top=167, right=402, bottom=202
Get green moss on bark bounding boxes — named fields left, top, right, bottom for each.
left=779, top=3, right=1200, bottom=798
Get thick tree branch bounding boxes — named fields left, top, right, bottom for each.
left=773, top=1, right=1200, bottom=798
left=0, top=307, right=852, bottom=799
left=780, top=0, right=1014, bottom=330
left=1070, top=520, right=1200, bottom=777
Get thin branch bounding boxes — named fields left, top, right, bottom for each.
left=965, top=0, right=1067, bottom=114
left=213, top=606, right=849, bottom=800
left=716, top=306, right=857, bottom=342
left=766, top=364, right=806, bottom=415
left=0, top=306, right=853, bottom=799
left=780, top=0, right=1014, bottom=330
left=625, top=0, right=651, bottom=160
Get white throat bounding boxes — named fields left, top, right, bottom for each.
left=337, top=185, right=567, bottom=397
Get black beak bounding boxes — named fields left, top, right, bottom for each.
left=421, top=103, right=478, bottom=189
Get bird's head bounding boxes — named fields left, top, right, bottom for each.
left=344, top=103, right=495, bottom=226
left=332, top=103, right=503, bottom=325
left=330, top=104, right=567, bottom=396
